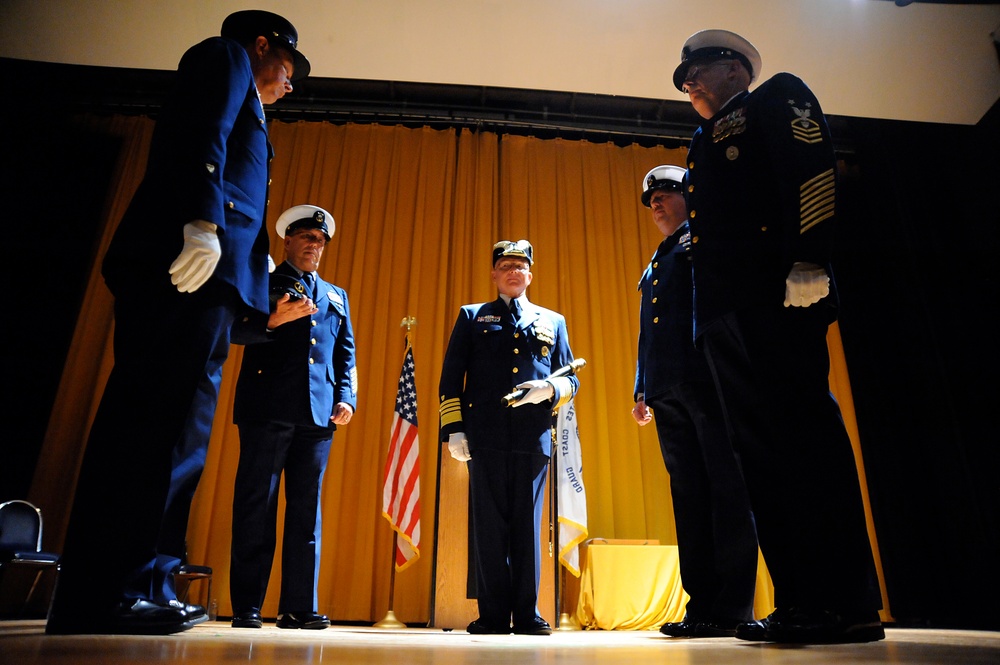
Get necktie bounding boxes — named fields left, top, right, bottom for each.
left=302, top=272, right=316, bottom=299
left=509, top=298, right=520, bottom=323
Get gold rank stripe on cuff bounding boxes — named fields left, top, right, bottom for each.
left=799, top=168, right=835, bottom=234
left=550, top=377, right=574, bottom=410
left=439, top=397, right=463, bottom=427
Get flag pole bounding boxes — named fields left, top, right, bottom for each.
left=373, top=316, right=417, bottom=629
left=549, top=414, right=564, bottom=628
left=553, top=403, right=581, bottom=631
left=374, top=531, right=405, bottom=628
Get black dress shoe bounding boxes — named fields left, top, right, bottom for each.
left=277, top=612, right=330, bottom=629
left=232, top=610, right=263, bottom=629
left=512, top=618, right=552, bottom=635
left=736, top=608, right=793, bottom=641
left=660, top=619, right=736, bottom=638
left=167, top=599, right=208, bottom=625
left=660, top=620, right=699, bottom=637
left=46, top=599, right=194, bottom=636
left=466, top=619, right=510, bottom=634
left=766, top=608, right=884, bottom=644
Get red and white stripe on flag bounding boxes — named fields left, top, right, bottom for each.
left=381, top=344, right=421, bottom=570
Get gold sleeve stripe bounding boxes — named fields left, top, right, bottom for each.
left=550, top=376, right=574, bottom=410
left=800, top=169, right=835, bottom=234
left=439, top=397, right=463, bottom=426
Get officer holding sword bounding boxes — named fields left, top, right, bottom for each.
left=439, top=240, right=579, bottom=636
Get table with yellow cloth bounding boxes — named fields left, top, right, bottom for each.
left=574, top=540, right=688, bottom=630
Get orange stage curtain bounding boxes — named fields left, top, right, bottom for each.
left=30, top=115, right=888, bottom=625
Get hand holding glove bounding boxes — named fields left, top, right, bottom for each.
left=784, top=261, right=830, bottom=307
left=448, top=432, right=471, bottom=462
left=169, top=220, right=221, bottom=293
left=511, top=379, right=555, bottom=407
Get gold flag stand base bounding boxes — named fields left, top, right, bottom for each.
left=374, top=610, right=406, bottom=629
left=556, top=612, right=580, bottom=631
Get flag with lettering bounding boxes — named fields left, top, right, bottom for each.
left=381, top=344, right=421, bottom=570
left=555, top=398, right=588, bottom=576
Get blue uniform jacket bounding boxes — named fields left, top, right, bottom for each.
left=102, top=36, right=272, bottom=315
left=438, top=297, right=578, bottom=457
left=634, top=221, right=714, bottom=403
left=231, top=262, right=358, bottom=428
left=685, top=72, right=839, bottom=339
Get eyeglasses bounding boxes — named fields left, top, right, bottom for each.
left=495, top=262, right=530, bottom=273
left=681, top=61, right=731, bottom=93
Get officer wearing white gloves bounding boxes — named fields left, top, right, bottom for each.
left=439, top=240, right=579, bottom=636
left=48, top=10, right=310, bottom=637
left=675, top=28, right=883, bottom=643
left=169, top=220, right=222, bottom=292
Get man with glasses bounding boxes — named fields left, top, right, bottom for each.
left=46, top=10, right=310, bottom=636
left=228, top=205, right=357, bottom=631
left=439, top=240, right=579, bottom=635
left=674, top=29, right=883, bottom=643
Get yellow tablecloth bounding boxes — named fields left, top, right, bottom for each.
left=575, top=543, right=689, bottom=630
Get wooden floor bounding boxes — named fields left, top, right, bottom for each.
left=2, top=620, right=998, bottom=665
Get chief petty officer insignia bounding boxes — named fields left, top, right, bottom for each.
left=790, top=100, right=823, bottom=144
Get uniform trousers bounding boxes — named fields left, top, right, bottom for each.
left=468, top=448, right=549, bottom=628
left=50, top=281, right=238, bottom=621
left=699, top=303, right=881, bottom=613
left=230, top=420, right=334, bottom=614
left=646, top=381, right=758, bottom=623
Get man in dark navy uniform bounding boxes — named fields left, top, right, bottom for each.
left=46, top=10, right=310, bottom=635
left=229, top=205, right=358, bottom=631
left=632, top=164, right=758, bottom=638
left=439, top=240, right=579, bottom=636
left=675, top=29, right=883, bottom=643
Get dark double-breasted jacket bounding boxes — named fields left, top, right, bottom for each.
left=685, top=72, right=839, bottom=339
left=439, top=297, right=578, bottom=457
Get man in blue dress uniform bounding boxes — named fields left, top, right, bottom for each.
left=229, top=205, right=358, bottom=631
left=675, top=29, right=883, bottom=643
left=632, top=164, right=758, bottom=638
left=439, top=240, right=579, bottom=635
left=46, top=10, right=310, bottom=635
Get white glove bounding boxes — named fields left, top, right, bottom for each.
left=511, top=380, right=555, bottom=407
left=448, top=432, right=471, bottom=462
left=267, top=254, right=276, bottom=273
left=169, top=220, right=220, bottom=293
left=784, top=261, right=830, bottom=307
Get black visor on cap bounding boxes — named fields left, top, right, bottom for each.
left=641, top=179, right=683, bottom=207
left=286, top=217, right=330, bottom=240
left=672, top=47, right=753, bottom=91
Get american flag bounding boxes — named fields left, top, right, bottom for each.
left=381, top=344, right=421, bottom=570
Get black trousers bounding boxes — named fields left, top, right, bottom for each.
left=700, top=304, right=881, bottom=613
left=468, top=449, right=549, bottom=628
left=646, top=381, right=758, bottom=623
left=230, top=420, right=334, bottom=614
left=50, top=281, right=238, bottom=622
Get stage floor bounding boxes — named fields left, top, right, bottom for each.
left=2, top=620, right=998, bottom=665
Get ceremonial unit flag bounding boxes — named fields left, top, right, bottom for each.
left=381, top=344, right=421, bottom=570
left=555, top=398, right=588, bottom=576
